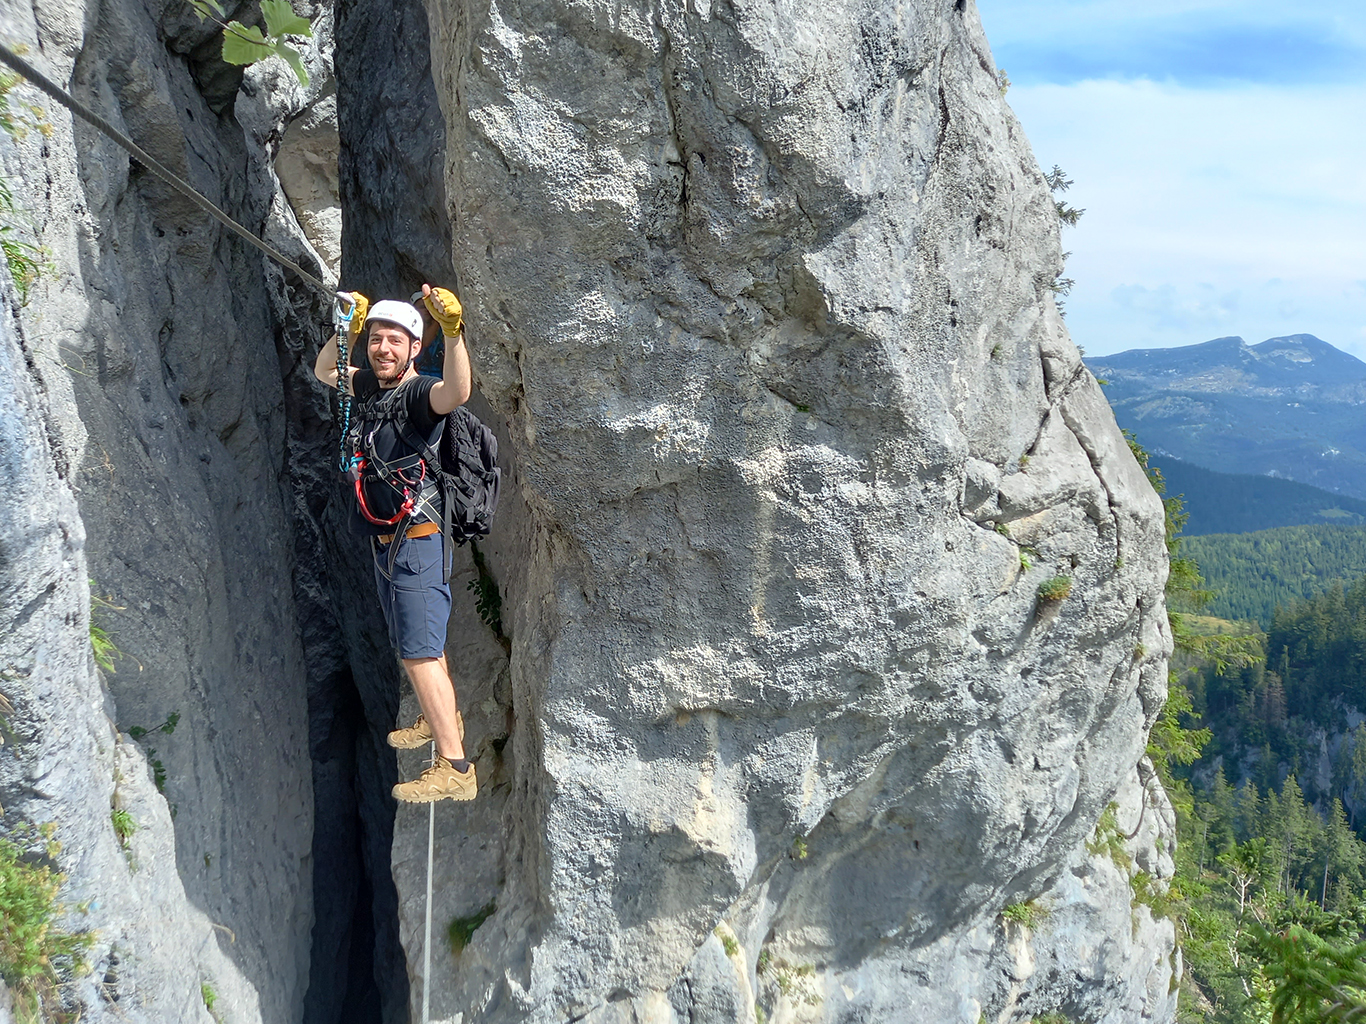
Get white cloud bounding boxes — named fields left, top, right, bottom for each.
left=1006, top=79, right=1366, bottom=356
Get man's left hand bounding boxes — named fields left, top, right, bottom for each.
left=422, top=284, right=463, bottom=335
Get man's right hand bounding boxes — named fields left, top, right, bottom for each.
left=347, top=291, right=370, bottom=341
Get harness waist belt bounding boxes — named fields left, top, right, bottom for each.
left=378, top=522, right=441, bottom=545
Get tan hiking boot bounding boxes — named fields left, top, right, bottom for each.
left=387, top=711, right=464, bottom=750
left=392, top=755, right=477, bottom=803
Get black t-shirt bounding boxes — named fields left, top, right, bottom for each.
left=346, top=372, right=445, bottom=536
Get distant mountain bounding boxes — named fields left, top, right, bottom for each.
left=1151, top=456, right=1366, bottom=535
left=1088, top=334, right=1366, bottom=500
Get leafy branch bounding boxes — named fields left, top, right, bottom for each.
left=187, top=0, right=314, bottom=87
left=1043, top=165, right=1084, bottom=316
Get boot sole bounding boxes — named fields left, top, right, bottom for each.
left=392, top=787, right=477, bottom=803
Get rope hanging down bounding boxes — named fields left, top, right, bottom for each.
left=0, top=41, right=333, bottom=296
left=423, top=742, right=436, bottom=1024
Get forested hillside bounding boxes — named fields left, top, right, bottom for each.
left=1171, top=578, right=1366, bottom=1021
left=1129, top=438, right=1366, bottom=1022
left=1153, top=457, right=1366, bottom=535
left=1183, top=524, right=1366, bottom=625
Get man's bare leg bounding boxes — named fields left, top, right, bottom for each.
left=402, top=655, right=467, bottom=762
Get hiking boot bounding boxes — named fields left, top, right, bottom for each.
left=392, top=755, right=477, bottom=803
left=387, top=711, right=464, bottom=750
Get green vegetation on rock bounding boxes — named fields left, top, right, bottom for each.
left=1002, top=900, right=1048, bottom=929
left=1037, top=575, right=1072, bottom=602
left=0, top=59, right=52, bottom=305
left=110, top=808, right=136, bottom=848
left=0, top=834, right=93, bottom=1023
left=448, top=900, right=496, bottom=954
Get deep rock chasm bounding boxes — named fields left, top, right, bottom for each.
left=0, top=0, right=1179, bottom=1022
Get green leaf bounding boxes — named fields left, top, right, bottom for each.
left=260, top=0, right=313, bottom=39
left=220, top=21, right=273, bottom=65
left=187, top=0, right=226, bottom=21
left=275, top=41, right=310, bottom=87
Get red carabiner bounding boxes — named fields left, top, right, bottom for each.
left=352, top=456, right=417, bottom=526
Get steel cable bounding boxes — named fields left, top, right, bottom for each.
left=0, top=41, right=333, bottom=296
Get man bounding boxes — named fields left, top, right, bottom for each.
left=314, top=284, right=475, bottom=802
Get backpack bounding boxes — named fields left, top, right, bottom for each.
left=418, top=406, right=502, bottom=550
left=348, top=382, right=501, bottom=581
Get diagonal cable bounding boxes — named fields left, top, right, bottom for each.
left=0, top=41, right=333, bottom=296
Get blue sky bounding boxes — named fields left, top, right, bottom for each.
left=976, top=1, right=1366, bottom=357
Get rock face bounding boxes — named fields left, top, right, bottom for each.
left=0, top=0, right=346, bottom=1019
left=376, top=0, right=1179, bottom=1019
left=0, top=0, right=1180, bottom=1018
left=277, top=88, right=343, bottom=277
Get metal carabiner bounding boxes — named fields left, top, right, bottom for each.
left=333, top=290, right=356, bottom=337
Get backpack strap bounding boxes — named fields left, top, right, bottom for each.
left=359, top=380, right=450, bottom=578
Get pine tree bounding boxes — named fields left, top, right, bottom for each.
left=1319, top=800, right=1362, bottom=911
left=1274, top=776, right=1320, bottom=895
left=1237, top=780, right=1264, bottom=845
left=1250, top=923, right=1366, bottom=1024
left=1202, top=766, right=1238, bottom=868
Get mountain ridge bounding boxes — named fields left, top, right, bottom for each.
left=1088, top=333, right=1366, bottom=501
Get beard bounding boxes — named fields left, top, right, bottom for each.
left=372, top=347, right=414, bottom=385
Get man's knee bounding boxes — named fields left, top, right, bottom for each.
left=402, top=656, right=442, bottom=672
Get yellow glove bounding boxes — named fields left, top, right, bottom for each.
left=347, top=291, right=370, bottom=341
left=422, top=285, right=464, bottom=335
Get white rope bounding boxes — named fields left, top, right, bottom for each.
left=423, top=740, right=435, bottom=1024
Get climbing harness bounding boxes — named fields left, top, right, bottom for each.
left=352, top=449, right=426, bottom=526
left=347, top=375, right=500, bottom=579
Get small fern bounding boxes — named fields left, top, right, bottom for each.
left=110, top=808, right=136, bottom=848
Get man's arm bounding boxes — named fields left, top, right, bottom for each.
left=313, top=332, right=358, bottom=394
left=424, top=284, right=472, bottom=415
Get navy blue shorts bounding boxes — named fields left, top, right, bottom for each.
left=372, top=533, right=451, bottom=660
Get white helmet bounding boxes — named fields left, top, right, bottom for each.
left=364, top=299, right=423, bottom=339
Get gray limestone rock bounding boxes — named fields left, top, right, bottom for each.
left=0, top=0, right=1183, bottom=1017
left=0, top=0, right=341, bottom=1018
left=373, top=0, right=1183, bottom=1019
left=276, top=88, right=343, bottom=278
left=0, top=248, right=267, bottom=1024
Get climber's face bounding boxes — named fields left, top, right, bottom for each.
left=367, top=322, right=419, bottom=385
